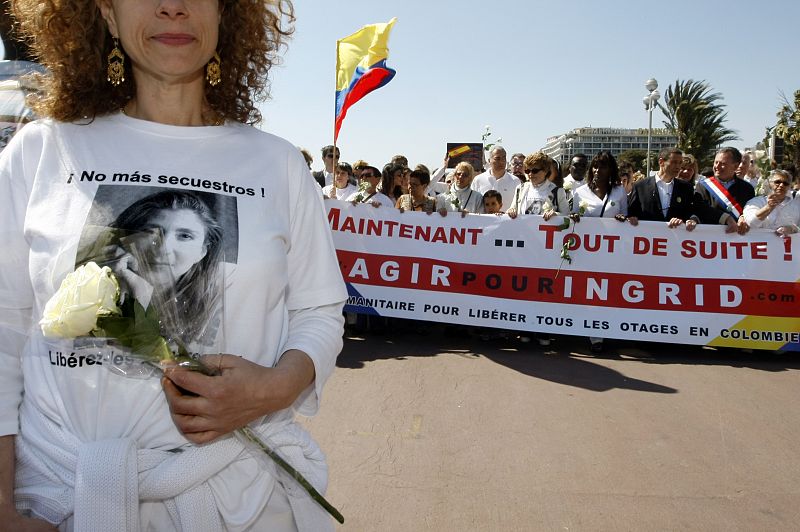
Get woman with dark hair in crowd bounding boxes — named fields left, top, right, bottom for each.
left=570, top=151, right=633, bottom=353
left=396, top=169, right=437, bottom=213
left=547, top=158, right=563, bottom=188
left=571, top=150, right=631, bottom=220
left=379, top=162, right=406, bottom=203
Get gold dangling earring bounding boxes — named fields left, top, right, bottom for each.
left=206, top=51, right=221, bottom=87
left=107, top=38, right=125, bottom=86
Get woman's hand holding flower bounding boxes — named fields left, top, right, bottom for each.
left=162, top=350, right=315, bottom=444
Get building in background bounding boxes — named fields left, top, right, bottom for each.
left=542, top=127, right=679, bottom=164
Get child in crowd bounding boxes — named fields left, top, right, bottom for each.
left=483, top=190, right=504, bottom=215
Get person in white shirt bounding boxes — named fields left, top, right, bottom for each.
left=570, top=151, right=635, bottom=353
left=571, top=151, right=631, bottom=220
left=506, top=152, right=569, bottom=220
left=322, top=162, right=358, bottom=201
left=471, top=146, right=520, bottom=209
left=628, top=147, right=699, bottom=230
left=345, top=165, right=394, bottom=208
left=562, top=153, right=589, bottom=206
left=426, top=155, right=451, bottom=196
left=437, top=162, right=484, bottom=214
left=1, top=0, right=346, bottom=529
left=743, top=169, right=800, bottom=236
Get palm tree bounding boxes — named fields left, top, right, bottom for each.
left=659, top=80, right=738, bottom=167
left=774, top=89, right=800, bottom=166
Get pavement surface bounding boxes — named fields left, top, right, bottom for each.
left=300, top=323, right=800, bottom=532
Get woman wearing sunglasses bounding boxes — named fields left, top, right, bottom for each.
left=506, top=152, right=569, bottom=219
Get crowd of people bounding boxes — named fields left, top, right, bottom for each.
left=302, top=146, right=800, bottom=235
left=304, top=143, right=800, bottom=236
left=302, top=143, right=800, bottom=352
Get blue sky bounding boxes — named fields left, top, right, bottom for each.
left=260, top=0, right=800, bottom=171
left=4, top=1, right=797, bottom=171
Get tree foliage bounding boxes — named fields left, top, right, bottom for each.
left=616, top=149, right=655, bottom=173
left=774, top=89, right=800, bottom=166
left=659, top=79, right=738, bottom=167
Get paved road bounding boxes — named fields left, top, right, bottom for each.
left=300, top=324, right=800, bottom=531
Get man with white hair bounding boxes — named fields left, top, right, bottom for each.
left=471, top=146, right=520, bottom=209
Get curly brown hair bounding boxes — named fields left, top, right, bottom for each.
left=11, top=0, right=294, bottom=125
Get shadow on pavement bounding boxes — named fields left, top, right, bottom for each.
left=338, top=321, right=799, bottom=393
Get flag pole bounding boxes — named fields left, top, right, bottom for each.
left=333, top=37, right=339, bottom=165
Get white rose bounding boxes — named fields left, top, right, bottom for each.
left=542, top=200, right=554, bottom=212
left=40, top=262, right=120, bottom=338
left=563, top=182, right=573, bottom=192
left=579, top=200, right=589, bottom=214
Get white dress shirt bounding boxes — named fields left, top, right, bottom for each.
left=655, top=174, right=675, bottom=217
left=471, top=170, right=520, bottom=211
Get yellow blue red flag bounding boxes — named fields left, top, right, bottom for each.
left=335, top=18, right=397, bottom=142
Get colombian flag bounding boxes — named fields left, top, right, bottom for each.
left=335, top=18, right=397, bottom=142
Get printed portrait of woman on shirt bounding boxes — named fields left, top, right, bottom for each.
left=77, top=188, right=228, bottom=348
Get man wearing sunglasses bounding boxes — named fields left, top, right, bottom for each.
left=312, top=144, right=340, bottom=188
left=742, top=169, right=800, bottom=236
left=345, top=166, right=395, bottom=208
left=508, top=153, right=526, bottom=182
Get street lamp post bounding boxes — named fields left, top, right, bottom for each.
left=643, top=78, right=661, bottom=178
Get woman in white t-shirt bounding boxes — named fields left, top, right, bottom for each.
left=322, top=161, right=358, bottom=201
left=0, top=1, right=347, bottom=530
left=507, top=152, right=569, bottom=220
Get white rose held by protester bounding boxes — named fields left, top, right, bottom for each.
left=579, top=200, right=589, bottom=215
left=563, top=181, right=573, bottom=192
left=40, top=262, right=120, bottom=337
left=542, top=199, right=553, bottom=212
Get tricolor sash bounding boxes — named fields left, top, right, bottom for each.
left=701, top=177, right=744, bottom=218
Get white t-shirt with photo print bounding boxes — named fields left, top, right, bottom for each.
left=0, top=113, right=347, bottom=529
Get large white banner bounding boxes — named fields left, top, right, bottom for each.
left=327, top=201, right=800, bottom=351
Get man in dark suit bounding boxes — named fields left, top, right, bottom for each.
left=628, top=147, right=698, bottom=231
left=694, top=146, right=755, bottom=234
left=312, top=145, right=340, bottom=188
